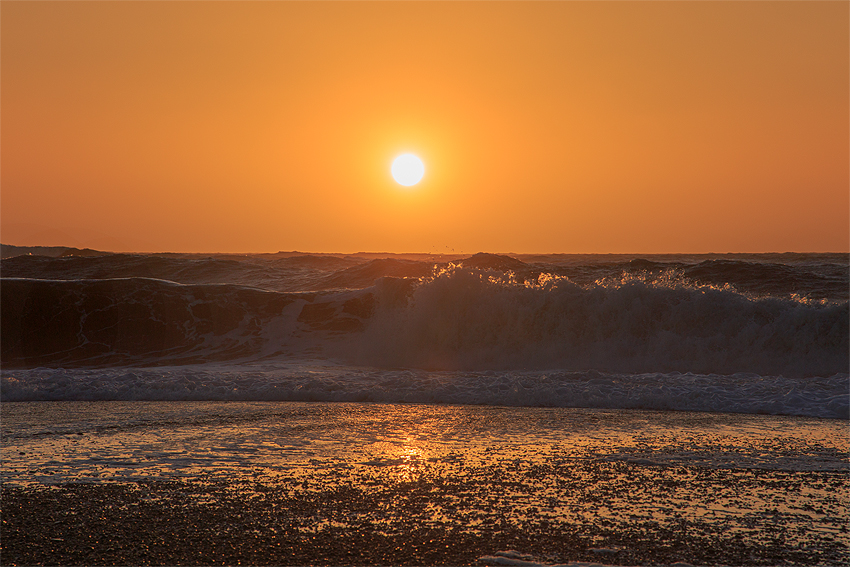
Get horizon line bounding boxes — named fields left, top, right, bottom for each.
left=2, top=243, right=848, bottom=257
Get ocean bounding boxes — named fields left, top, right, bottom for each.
left=1, top=248, right=848, bottom=565
left=1, top=249, right=847, bottom=417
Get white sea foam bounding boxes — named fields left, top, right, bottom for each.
left=2, top=362, right=847, bottom=419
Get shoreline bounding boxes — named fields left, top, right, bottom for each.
left=3, top=403, right=847, bottom=566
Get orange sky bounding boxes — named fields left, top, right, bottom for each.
left=2, top=2, right=848, bottom=254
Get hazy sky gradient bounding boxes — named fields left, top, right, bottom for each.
left=2, top=2, right=847, bottom=253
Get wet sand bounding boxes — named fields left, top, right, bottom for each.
left=2, top=403, right=848, bottom=566
left=3, top=463, right=848, bottom=566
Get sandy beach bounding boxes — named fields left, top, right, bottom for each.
left=2, top=402, right=847, bottom=566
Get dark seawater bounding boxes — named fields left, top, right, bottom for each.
left=1, top=249, right=847, bottom=418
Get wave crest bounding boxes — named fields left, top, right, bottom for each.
left=351, top=266, right=849, bottom=377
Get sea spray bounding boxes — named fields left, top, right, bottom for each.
left=350, top=266, right=848, bottom=377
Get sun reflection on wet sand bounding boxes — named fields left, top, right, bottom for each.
left=2, top=402, right=848, bottom=565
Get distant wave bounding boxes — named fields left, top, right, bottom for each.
left=3, top=251, right=847, bottom=300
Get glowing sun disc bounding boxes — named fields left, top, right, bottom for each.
left=391, top=154, right=425, bottom=186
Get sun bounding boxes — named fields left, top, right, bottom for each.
left=391, top=154, right=425, bottom=186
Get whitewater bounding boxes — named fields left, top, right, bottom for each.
left=1, top=248, right=847, bottom=419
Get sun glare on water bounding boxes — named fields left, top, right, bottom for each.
left=391, top=154, right=425, bottom=186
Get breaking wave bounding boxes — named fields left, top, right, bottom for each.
left=2, top=250, right=847, bottom=415
left=2, top=265, right=847, bottom=378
